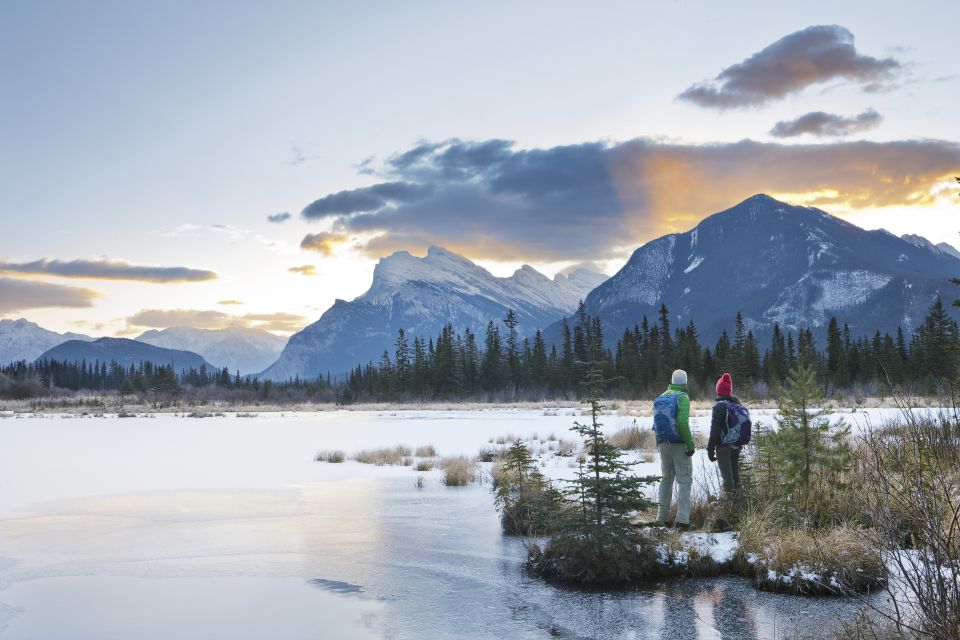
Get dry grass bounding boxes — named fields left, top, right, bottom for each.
left=1, top=395, right=911, bottom=415
left=607, top=425, right=657, bottom=451
left=353, top=445, right=412, bottom=466
left=555, top=439, right=576, bottom=457
left=414, top=459, right=434, bottom=472
left=736, top=510, right=885, bottom=595
left=315, top=449, right=345, bottom=463
left=441, top=456, right=478, bottom=486
left=414, top=444, right=437, bottom=457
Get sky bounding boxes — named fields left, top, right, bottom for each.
left=1, top=0, right=958, bottom=337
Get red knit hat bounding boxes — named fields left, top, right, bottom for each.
left=716, top=373, right=733, bottom=396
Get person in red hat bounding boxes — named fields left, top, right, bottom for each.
left=707, top=372, right=743, bottom=496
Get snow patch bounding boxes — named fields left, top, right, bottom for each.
left=684, top=256, right=704, bottom=273
left=814, top=270, right=892, bottom=311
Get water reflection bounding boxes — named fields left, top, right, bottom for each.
left=0, top=469, right=876, bottom=639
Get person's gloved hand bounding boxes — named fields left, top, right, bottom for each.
left=685, top=448, right=695, bottom=457
left=707, top=449, right=717, bottom=462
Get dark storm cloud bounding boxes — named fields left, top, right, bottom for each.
left=0, top=259, right=217, bottom=282
left=299, top=137, right=960, bottom=262
left=679, top=25, right=901, bottom=109
left=267, top=212, right=291, bottom=223
left=0, top=277, right=100, bottom=313
left=770, top=109, right=883, bottom=138
left=301, top=182, right=434, bottom=219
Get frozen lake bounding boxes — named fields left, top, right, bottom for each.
left=0, top=408, right=904, bottom=639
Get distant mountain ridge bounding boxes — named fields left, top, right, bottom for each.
left=0, top=318, right=92, bottom=365
left=135, top=326, right=286, bottom=374
left=259, top=246, right=606, bottom=380
left=554, top=194, right=960, bottom=347
left=37, top=337, right=212, bottom=372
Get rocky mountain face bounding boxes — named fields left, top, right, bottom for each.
left=0, top=318, right=92, bottom=365
left=37, top=337, right=212, bottom=372
left=135, top=326, right=287, bottom=374
left=561, top=194, right=960, bottom=347
left=259, top=246, right=606, bottom=380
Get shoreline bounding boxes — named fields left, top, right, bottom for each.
left=0, top=395, right=922, bottom=416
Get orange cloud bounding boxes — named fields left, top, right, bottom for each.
left=288, top=265, right=318, bottom=276
left=300, top=232, right=348, bottom=256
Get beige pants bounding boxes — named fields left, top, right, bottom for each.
left=657, top=442, right=693, bottom=524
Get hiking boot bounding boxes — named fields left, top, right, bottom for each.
left=673, top=522, right=691, bottom=531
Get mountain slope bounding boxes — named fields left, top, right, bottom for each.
left=135, top=326, right=287, bottom=374
left=37, top=337, right=212, bottom=372
left=260, top=246, right=605, bottom=380
left=560, top=194, right=960, bottom=346
left=0, top=318, right=92, bottom=365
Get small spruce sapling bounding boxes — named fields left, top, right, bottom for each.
left=529, top=363, right=661, bottom=584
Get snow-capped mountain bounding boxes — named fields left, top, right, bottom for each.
left=560, top=194, right=960, bottom=345
left=135, top=326, right=287, bottom=374
left=0, top=318, right=92, bottom=365
left=901, top=233, right=960, bottom=261
left=259, top=246, right=606, bottom=380
left=37, top=338, right=212, bottom=372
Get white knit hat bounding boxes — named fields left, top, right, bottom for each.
left=671, top=369, right=688, bottom=385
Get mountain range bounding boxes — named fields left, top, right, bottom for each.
left=5, top=195, right=959, bottom=383
left=135, top=326, right=286, bottom=374
left=555, top=194, right=960, bottom=347
left=1, top=321, right=286, bottom=373
left=0, top=319, right=92, bottom=365
left=258, top=246, right=606, bottom=380
left=38, top=337, right=212, bottom=372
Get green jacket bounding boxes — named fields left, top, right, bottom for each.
left=661, top=383, right=694, bottom=451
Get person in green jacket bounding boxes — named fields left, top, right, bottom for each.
left=654, top=369, right=695, bottom=529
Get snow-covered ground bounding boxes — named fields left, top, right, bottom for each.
left=0, top=408, right=924, bottom=639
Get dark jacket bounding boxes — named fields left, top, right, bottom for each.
left=707, top=394, right=741, bottom=453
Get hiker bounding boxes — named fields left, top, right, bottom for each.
left=652, top=369, right=695, bottom=529
left=706, top=372, right=751, bottom=496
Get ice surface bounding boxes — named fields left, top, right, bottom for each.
left=0, top=408, right=906, bottom=639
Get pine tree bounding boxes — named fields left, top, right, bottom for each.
left=503, top=310, right=520, bottom=391
left=767, top=364, right=852, bottom=527
left=530, top=363, right=660, bottom=584
left=394, top=329, right=410, bottom=394
left=494, top=440, right=561, bottom=534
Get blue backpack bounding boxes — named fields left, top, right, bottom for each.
left=652, top=393, right=683, bottom=443
left=722, top=400, right=752, bottom=447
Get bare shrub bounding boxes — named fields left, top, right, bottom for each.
left=854, top=409, right=960, bottom=638
left=441, top=456, right=478, bottom=486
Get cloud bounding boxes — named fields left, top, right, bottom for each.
left=288, top=265, right=318, bottom=276
left=296, top=137, right=960, bottom=262
left=300, top=231, right=349, bottom=255
left=267, top=212, right=291, bottom=224
left=302, top=182, right=434, bottom=219
left=125, top=309, right=307, bottom=334
left=217, top=299, right=243, bottom=306
left=0, top=277, right=100, bottom=313
left=678, top=25, right=901, bottom=109
left=0, top=258, right=217, bottom=282
left=770, top=109, right=883, bottom=138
